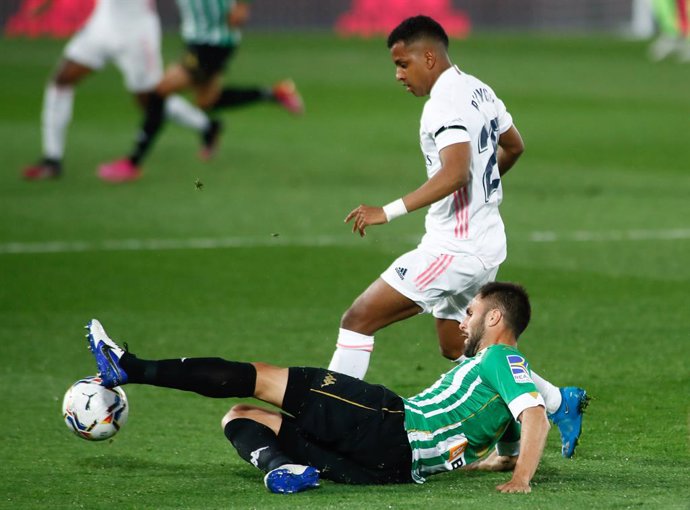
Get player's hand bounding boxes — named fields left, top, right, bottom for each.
left=344, top=205, right=387, bottom=237
left=496, top=478, right=531, bottom=494
left=228, top=1, right=250, bottom=27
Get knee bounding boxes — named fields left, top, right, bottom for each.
left=221, top=404, right=255, bottom=429
left=52, top=62, right=82, bottom=87
left=438, top=335, right=464, bottom=360
left=53, top=72, right=75, bottom=87
left=196, top=97, right=215, bottom=110
left=340, top=301, right=372, bottom=332
left=195, top=87, right=220, bottom=110
left=340, top=306, right=358, bottom=329
left=439, top=343, right=463, bottom=361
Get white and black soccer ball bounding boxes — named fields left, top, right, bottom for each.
left=62, top=376, right=128, bottom=441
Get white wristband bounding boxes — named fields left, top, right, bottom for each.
left=383, top=198, right=408, bottom=222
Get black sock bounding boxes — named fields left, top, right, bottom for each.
left=42, top=157, right=62, bottom=170
left=120, top=353, right=256, bottom=398
left=129, top=93, right=166, bottom=166
left=212, top=87, right=270, bottom=110
left=224, top=418, right=293, bottom=473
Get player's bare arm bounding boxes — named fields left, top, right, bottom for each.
left=402, top=141, right=471, bottom=211
left=496, top=125, right=525, bottom=176
left=345, top=142, right=471, bottom=237
left=496, top=405, right=549, bottom=494
left=228, top=1, right=251, bottom=27
left=465, top=449, right=517, bottom=472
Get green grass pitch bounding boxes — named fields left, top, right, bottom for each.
left=1, top=32, right=689, bottom=509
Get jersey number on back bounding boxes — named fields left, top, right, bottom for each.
left=479, top=117, right=500, bottom=203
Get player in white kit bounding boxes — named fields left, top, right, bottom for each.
left=328, top=16, right=588, bottom=458
left=23, top=0, right=218, bottom=180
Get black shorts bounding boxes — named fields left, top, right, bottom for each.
left=278, top=367, right=413, bottom=485
left=180, top=44, right=236, bottom=84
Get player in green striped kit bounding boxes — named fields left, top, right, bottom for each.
left=99, top=0, right=304, bottom=182
left=404, top=343, right=542, bottom=482
left=85, top=282, right=549, bottom=494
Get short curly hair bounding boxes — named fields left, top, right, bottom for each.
left=387, top=16, right=449, bottom=49
left=477, top=282, right=532, bottom=339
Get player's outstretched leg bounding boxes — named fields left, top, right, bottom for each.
left=200, top=119, right=222, bottom=161
left=85, top=319, right=128, bottom=387
left=264, top=464, right=320, bottom=494
left=548, top=386, right=590, bottom=458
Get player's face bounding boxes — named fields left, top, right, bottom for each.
left=390, top=41, right=433, bottom=97
left=460, top=297, right=488, bottom=357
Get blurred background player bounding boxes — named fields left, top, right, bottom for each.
left=329, top=16, right=587, bottom=458
left=648, top=0, right=690, bottom=61
left=22, top=0, right=218, bottom=181
left=98, top=0, right=305, bottom=182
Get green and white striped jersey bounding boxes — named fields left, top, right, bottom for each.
left=175, top=0, right=241, bottom=47
left=403, top=344, right=544, bottom=483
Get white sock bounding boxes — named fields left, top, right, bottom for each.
left=531, top=371, right=562, bottom=414
left=165, top=95, right=209, bottom=131
left=327, top=328, right=374, bottom=380
left=42, top=84, right=74, bottom=160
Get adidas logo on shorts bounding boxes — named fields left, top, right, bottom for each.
left=395, top=267, right=408, bottom=280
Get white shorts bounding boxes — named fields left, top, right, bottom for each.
left=64, top=14, right=162, bottom=92
left=381, top=248, right=499, bottom=322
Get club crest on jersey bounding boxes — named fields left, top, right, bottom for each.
left=321, top=373, right=337, bottom=388
left=507, top=354, right=532, bottom=384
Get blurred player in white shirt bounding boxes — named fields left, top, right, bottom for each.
left=329, top=16, right=588, bottom=458
left=23, top=0, right=218, bottom=180
left=97, top=0, right=304, bottom=183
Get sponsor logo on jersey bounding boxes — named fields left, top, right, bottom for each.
left=321, top=372, right=337, bottom=388
left=395, top=267, right=408, bottom=280
left=507, top=354, right=532, bottom=384
left=448, top=436, right=468, bottom=469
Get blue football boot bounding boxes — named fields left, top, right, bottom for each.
left=85, top=319, right=128, bottom=388
left=264, top=464, right=320, bottom=494
left=548, top=386, right=590, bottom=458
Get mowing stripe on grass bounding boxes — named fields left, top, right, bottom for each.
left=0, top=228, right=688, bottom=255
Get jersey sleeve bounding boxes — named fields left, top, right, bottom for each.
left=494, top=96, right=513, bottom=134
left=423, top=99, right=471, bottom=152
left=481, top=347, right=545, bottom=420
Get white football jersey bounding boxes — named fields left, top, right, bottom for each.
left=417, top=65, right=514, bottom=268
left=90, top=0, right=157, bottom=25
left=65, top=0, right=162, bottom=91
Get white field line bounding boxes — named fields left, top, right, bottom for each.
left=527, top=228, right=690, bottom=242
left=0, top=228, right=688, bottom=255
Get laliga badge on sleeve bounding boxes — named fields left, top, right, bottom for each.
left=507, top=354, right=532, bottom=384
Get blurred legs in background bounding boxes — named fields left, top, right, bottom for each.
left=648, top=0, right=690, bottom=61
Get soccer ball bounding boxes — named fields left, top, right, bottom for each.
left=62, top=376, right=129, bottom=441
